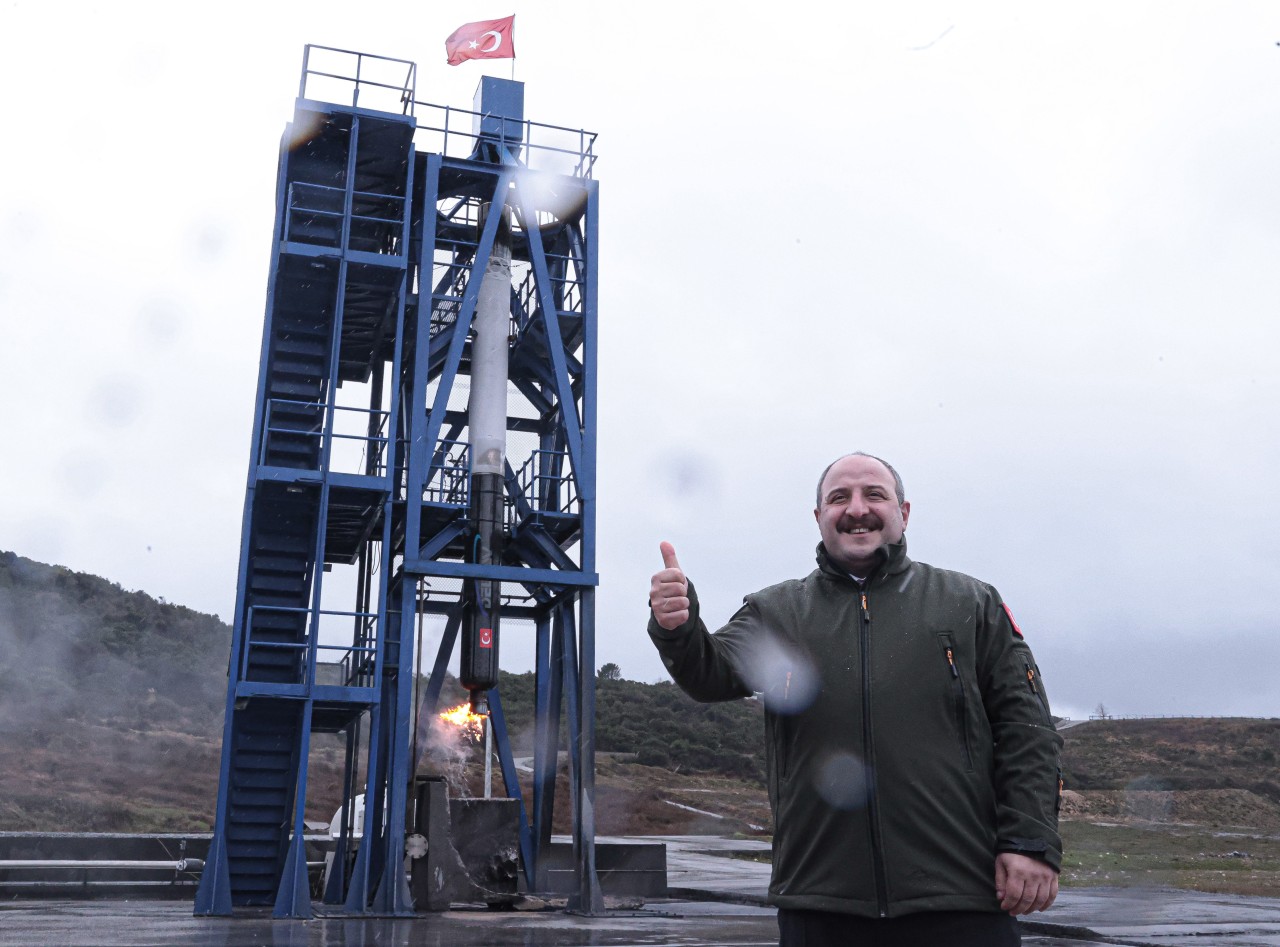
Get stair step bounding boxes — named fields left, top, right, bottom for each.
left=246, top=634, right=307, bottom=653
left=245, top=659, right=302, bottom=677
left=234, top=734, right=293, bottom=749
left=273, top=333, right=328, bottom=355
left=247, top=620, right=308, bottom=637
left=249, top=552, right=309, bottom=574
left=271, top=367, right=326, bottom=385
left=226, top=866, right=278, bottom=882
left=248, top=572, right=308, bottom=592
left=230, top=769, right=295, bottom=790
left=252, top=534, right=314, bottom=555
left=262, top=439, right=319, bottom=457
left=247, top=588, right=310, bottom=606
left=266, top=379, right=326, bottom=399
left=228, top=807, right=290, bottom=826
left=262, top=457, right=318, bottom=473
left=274, top=320, right=329, bottom=339
left=225, top=832, right=284, bottom=849
left=246, top=632, right=306, bottom=649
left=226, top=834, right=284, bottom=850
left=244, top=672, right=301, bottom=686
left=230, top=789, right=289, bottom=808
left=234, top=746, right=292, bottom=764
left=266, top=403, right=323, bottom=422
left=266, top=411, right=323, bottom=430
left=226, top=862, right=279, bottom=880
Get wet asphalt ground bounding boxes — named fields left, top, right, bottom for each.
left=1, top=836, right=1278, bottom=946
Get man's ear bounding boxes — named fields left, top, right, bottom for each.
left=813, top=507, right=821, bottom=525
left=900, top=501, right=911, bottom=529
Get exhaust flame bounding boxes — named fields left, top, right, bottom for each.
left=438, top=702, right=486, bottom=740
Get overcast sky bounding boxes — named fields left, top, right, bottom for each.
left=2, top=2, right=1278, bottom=720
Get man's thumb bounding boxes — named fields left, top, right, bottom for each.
left=659, top=541, right=681, bottom=571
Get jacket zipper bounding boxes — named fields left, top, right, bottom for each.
left=945, top=645, right=974, bottom=770
left=1024, top=662, right=1052, bottom=722
left=859, top=588, right=889, bottom=918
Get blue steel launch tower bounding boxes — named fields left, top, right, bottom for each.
left=195, top=47, right=601, bottom=917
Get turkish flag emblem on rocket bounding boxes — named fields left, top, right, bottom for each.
left=445, top=16, right=516, bottom=66
left=479, top=628, right=494, bottom=649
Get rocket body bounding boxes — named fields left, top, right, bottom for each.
left=461, top=206, right=511, bottom=714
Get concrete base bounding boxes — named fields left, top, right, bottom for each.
left=544, top=841, right=666, bottom=898
left=408, top=778, right=520, bottom=910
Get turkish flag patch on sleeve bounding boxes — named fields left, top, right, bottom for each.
left=1002, top=603, right=1024, bottom=639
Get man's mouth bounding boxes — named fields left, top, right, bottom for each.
left=840, top=523, right=879, bottom=535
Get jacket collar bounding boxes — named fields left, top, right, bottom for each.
left=816, top=537, right=912, bottom=584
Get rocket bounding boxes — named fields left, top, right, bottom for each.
left=460, top=203, right=511, bottom=715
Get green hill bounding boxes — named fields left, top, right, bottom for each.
left=0, top=552, right=767, bottom=832
left=1060, top=717, right=1280, bottom=812
left=5, top=548, right=1278, bottom=850
left=0, top=551, right=231, bottom=830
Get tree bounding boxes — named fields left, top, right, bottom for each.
left=598, top=662, right=621, bottom=682
left=1094, top=703, right=1110, bottom=720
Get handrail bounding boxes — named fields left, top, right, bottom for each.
left=260, top=399, right=391, bottom=477
left=244, top=604, right=379, bottom=687
left=410, top=100, right=599, bottom=179
left=515, top=449, right=577, bottom=515
left=283, top=181, right=407, bottom=253
left=299, top=45, right=416, bottom=116
left=425, top=440, right=470, bottom=505
left=295, top=47, right=598, bottom=174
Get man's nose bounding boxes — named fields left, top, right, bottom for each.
left=843, top=493, right=869, bottom=516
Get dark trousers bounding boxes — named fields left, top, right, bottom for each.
left=777, top=908, right=1021, bottom=947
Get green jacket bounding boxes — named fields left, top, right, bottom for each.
left=648, top=540, right=1062, bottom=918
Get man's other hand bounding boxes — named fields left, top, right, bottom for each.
left=650, top=542, right=690, bottom=630
left=995, top=852, right=1058, bottom=915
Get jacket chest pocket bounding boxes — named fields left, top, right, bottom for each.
left=937, top=633, right=974, bottom=772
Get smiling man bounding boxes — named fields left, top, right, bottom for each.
left=648, top=452, right=1062, bottom=947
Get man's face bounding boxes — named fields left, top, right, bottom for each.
left=814, top=455, right=910, bottom=574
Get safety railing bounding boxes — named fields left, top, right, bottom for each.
left=424, top=440, right=470, bottom=505
left=515, top=450, right=577, bottom=515
left=514, top=261, right=583, bottom=326
left=411, top=100, right=599, bottom=179
left=299, top=45, right=416, bottom=116
left=260, top=399, right=390, bottom=477
left=244, top=605, right=379, bottom=688
left=295, top=46, right=596, bottom=175
left=284, top=182, right=407, bottom=256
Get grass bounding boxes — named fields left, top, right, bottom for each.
left=1060, top=820, right=1280, bottom=897
left=718, top=821, right=1280, bottom=898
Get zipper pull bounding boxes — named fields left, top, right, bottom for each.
left=860, top=592, right=870, bottom=619
left=945, top=646, right=959, bottom=678
left=1025, top=663, right=1037, bottom=690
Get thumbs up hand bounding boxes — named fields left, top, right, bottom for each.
left=650, top=541, right=691, bottom=631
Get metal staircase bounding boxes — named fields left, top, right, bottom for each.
left=196, top=48, right=415, bottom=918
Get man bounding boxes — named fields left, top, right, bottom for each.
left=648, top=452, right=1061, bottom=946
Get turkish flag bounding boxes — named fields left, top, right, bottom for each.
left=445, top=15, right=516, bottom=66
